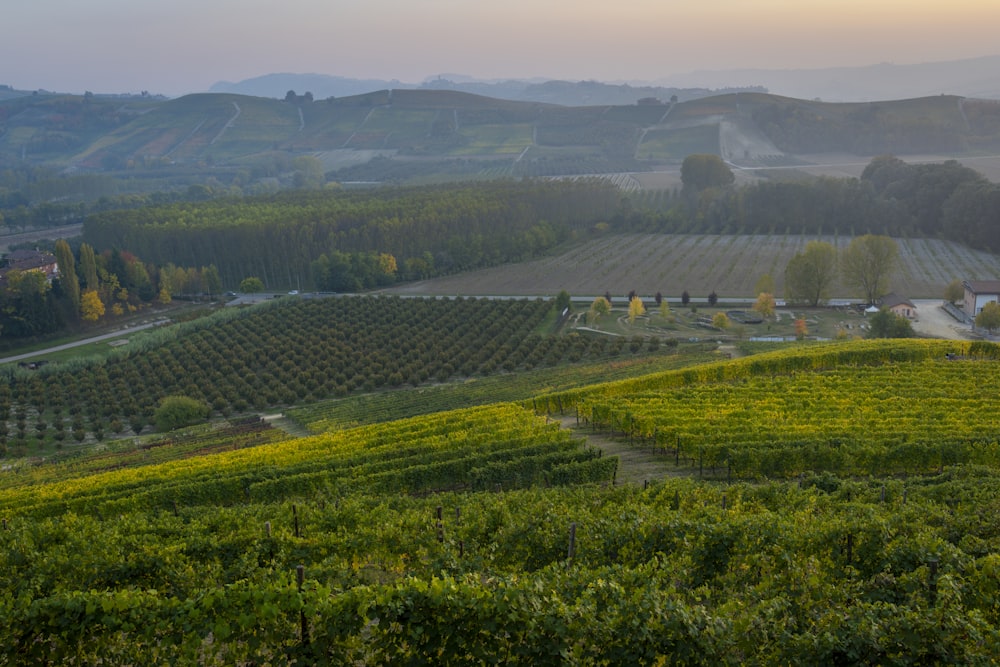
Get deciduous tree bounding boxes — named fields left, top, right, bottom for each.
left=944, top=279, right=964, bottom=305
left=785, top=241, right=837, bottom=307
left=154, top=395, right=210, bottom=432
left=794, top=318, right=809, bottom=339
left=589, top=296, right=611, bottom=323
left=240, top=276, right=265, bottom=293
left=868, top=308, right=916, bottom=338
left=555, top=290, right=571, bottom=312
left=681, top=154, right=735, bottom=193
left=752, top=292, right=776, bottom=319
left=841, top=235, right=898, bottom=305
left=628, top=296, right=646, bottom=324
left=80, top=289, right=104, bottom=322
left=975, top=301, right=1000, bottom=334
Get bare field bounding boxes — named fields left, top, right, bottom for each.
left=386, top=234, right=1000, bottom=300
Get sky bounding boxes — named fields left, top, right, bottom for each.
left=3, top=0, right=999, bottom=97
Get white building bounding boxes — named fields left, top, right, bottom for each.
left=963, top=280, right=1000, bottom=316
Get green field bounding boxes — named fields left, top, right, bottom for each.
left=637, top=124, right=721, bottom=159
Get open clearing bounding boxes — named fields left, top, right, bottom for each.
left=387, top=233, right=1000, bottom=300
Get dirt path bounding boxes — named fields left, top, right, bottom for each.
left=263, top=414, right=313, bottom=438
left=910, top=299, right=972, bottom=340
left=557, top=415, right=680, bottom=486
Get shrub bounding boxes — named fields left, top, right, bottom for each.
left=154, top=395, right=210, bottom=432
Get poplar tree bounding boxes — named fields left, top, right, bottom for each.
left=54, top=239, right=80, bottom=312
left=78, top=243, right=99, bottom=290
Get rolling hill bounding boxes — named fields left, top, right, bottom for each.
left=4, top=88, right=1000, bottom=190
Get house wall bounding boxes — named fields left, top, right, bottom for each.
left=889, top=304, right=915, bottom=319
left=965, top=288, right=1000, bottom=315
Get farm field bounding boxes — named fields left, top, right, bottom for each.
left=0, top=296, right=692, bottom=457
left=386, top=233, right=1000, bottom=299
left=4, top=340, right=1000, bottom=662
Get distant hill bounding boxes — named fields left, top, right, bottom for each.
left=661, top=55, right=1000, bottom=102
left=209, top=73, right=760, bottom=107
left=211, top=56, right=1000, bottom=106
left=2, top=87, right=1000, bottom=195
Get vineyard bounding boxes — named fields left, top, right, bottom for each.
left=532, top=339, right=1000, bottom=479
left=4, top=331, right=1000, bottom=661
left=2, top=411, right=1000, bottom=661
left=285, top=349, right=718, bottom=432
left=388, top=232, right=1000, bottom=298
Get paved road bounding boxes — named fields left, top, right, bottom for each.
left=0, top=224, right=83, bottom=252
left=0, top=320, right=168, bottom=365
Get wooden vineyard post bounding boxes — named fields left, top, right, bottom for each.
left=567, top=522, right=577, bottom=562
left=928, top=559, right=939, bottom=605
left=265, top=521, right=271, bottom=537
left=293, top=505, right=300, bottom=538
left=297, top=565, right=309, bottom=644
left=436, top=506, right=444, bottom=543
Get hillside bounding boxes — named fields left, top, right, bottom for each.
left=3, top=339, right=1000, bottom=662
left=4, top=89, right=1000, bottom=192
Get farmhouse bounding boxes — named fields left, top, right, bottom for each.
left=879, top=292, right=917, bottom=319
left=0, top=249, right=59, bottom=286
left=962, top=280, right=1000, bottom=316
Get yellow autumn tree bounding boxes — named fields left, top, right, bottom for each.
left=752, top=292, right=776, bottom=319
left=81, top=289, right=105, bottom=322
left=377, top=253, right=398, bottom=277
left=712, top=312, right=730, bottom=329
left=628, top=296, right=646, bottom=324
left=588, top=296, right=611, bottom=324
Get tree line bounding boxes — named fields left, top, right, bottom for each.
left=82, top=180, right=621, bottom=290
left=617, top=154, right=1000, bottom=252
left=0, top=239, right=219, bottom=340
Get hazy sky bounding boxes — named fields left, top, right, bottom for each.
left=3, top=0, right=998, bottom=96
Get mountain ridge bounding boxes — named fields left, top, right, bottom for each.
left=208, top=55, right=1000, bottom=105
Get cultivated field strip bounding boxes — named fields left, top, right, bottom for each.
left=0, top=404, right=615, bottom=518
left=533, top=339, right=1000, bottom=479
left=390, top=234, right=1000, bottom=298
